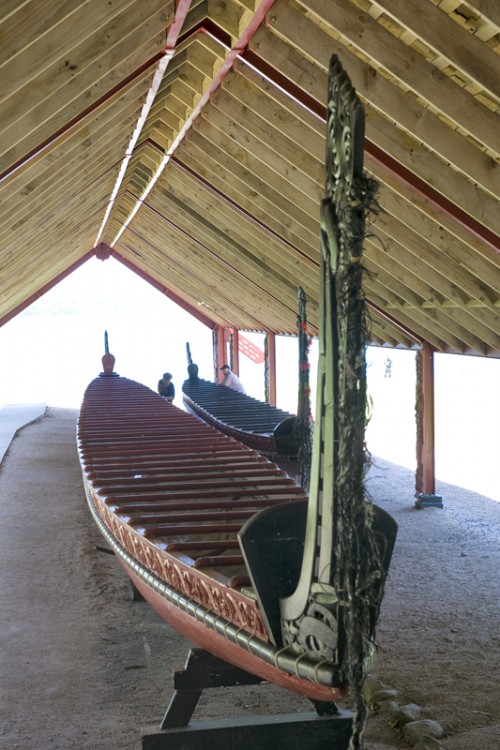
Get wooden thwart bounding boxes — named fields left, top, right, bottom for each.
left=141, top=649, right=353, bottom=750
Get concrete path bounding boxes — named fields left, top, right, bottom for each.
left=0, top=403, right=46, bottom=464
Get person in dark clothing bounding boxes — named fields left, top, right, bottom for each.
left=182, top=363, right=200, bottom=396
left=158, top=372, right=175, bottom=402
left=186, top=363, right=199, bottom=382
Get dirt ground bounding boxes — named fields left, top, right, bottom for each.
left=1, top=407, right=499, bottom=750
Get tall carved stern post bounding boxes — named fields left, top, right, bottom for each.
left=278, top=56, right=398, bottom=747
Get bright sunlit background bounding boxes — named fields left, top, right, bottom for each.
left=1, top=256, right=498, bottom=501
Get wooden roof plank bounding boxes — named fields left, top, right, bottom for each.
left=0, top=12, right=167, bottom=174
left=191, top=116, right=321, bottom=232
left=176, top=137, right=319, bottom=253
left=291, top=0, right=500, bottom=153
left=370, top=0, right=500, bottom=102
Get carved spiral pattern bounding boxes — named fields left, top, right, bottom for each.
left=90, top=490, right=268, bottom=640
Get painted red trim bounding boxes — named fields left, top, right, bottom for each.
left=166, top=0, right=193, bottom=49
left=128, top=568, right=344, bottom=703
left=232, top=328, right=240, bottom=375
left=179, top=18, right=232, bottom=49
left=267, top=331, right=277, bottom=406
left=214, top=325, right=228, bottom=379
left=238, top=332, right=265, bottom=364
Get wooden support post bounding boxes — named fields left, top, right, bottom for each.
left=213, top=326, right=227, bottom=382
left=232, top=328, right=240, bottom=375
left=415, top=342, right=443, bottom=509
left=142, top=649, right=353, bottom=750
left=421, top=341, right=435, bottom=495
left=265, top=332, right=277, bottom=405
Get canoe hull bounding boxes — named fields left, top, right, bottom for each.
left=182, top=380, right=299, bottom=457
left=126, top=564, right=345, bottom=703
left=85, top=482, right=345, bottom=703
left=183, top=394, right=279, bottom=455
left=78, top=374, right=346, bottom=705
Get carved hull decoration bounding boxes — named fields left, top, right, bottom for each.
left=78, top=57, right=397, bottom=726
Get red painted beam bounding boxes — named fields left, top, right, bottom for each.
left=232, top=328, right=240, bottom=375
left=266, top=331, right=277, bottom=406
left=214, top=325, right=230, bottom=380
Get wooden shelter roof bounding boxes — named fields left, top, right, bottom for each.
left=1, top=0, right=499, bottom=355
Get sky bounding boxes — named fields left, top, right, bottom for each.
left=1, top=255, right=498, bottom=501
left=0, top=256, right=314, bottom=412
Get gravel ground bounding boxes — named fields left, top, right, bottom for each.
left=0, top=408, right=499, bottom=749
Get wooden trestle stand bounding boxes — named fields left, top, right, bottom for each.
left=141, top=648, right=353, bottom=750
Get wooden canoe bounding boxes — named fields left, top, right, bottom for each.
left=182, top=376, right=298, bottom=457
left=77, top=373, right=347, bottom=704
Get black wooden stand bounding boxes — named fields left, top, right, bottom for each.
left=141, top=648, right=353, bottom=750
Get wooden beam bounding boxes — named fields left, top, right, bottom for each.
left=266, top=331, right=277, bottom=405
left=250, top=18, right=500, bottom=253
left=0, top=1, right=173, bottom=180
left=419, top=342, right=437, bottom=495
left=232, top=328, right=240, bottom=375
left=370, top=0, right=500, bottom=104
left=294, top=0, right=500, bottom=154
left=213, top=325, right=225, bottom=379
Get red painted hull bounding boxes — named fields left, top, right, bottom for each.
left=125, top=563, right=345, bottom=703
left=78, top=375, right=346, bottom=705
